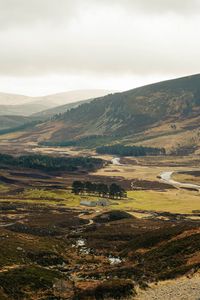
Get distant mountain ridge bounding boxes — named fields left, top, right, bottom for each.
left=32, top=98, right=97, bottom=119
left=48, top=74, right=200, bottom=134
left=0, top=89, right=114, bottom=117
left=2, top=74, right=200, bottom=153
left=0, top=92, right=33, bottom=105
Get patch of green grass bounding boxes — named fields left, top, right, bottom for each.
left=3, top=186, right=200, bottom=214
left=18, top=188, right=100, bottom=207
left=21, top=188, right=68, bottom=200
left=110, top=189, right=200, bottom=214
left=172, top=172, right=200, bottom=185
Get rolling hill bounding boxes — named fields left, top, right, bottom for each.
left=0, top=99, right=96, bottom=131
left=3, top=74, right=200, bottom=154
left=0, top=89, right=114, bottom=117
left=0, top=101, right=51, bottom=117
left=32, top=98, right=96, bottom=119
left=0, top=115, right=30, bottom=130
left=0, top=92, right=33, bottom=105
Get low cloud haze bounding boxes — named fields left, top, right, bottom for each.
left=109, top=0, right=200, bottom=14
left=0, top=0, right=199, bottom=95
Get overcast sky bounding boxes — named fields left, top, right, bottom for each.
left=0, top=0, right=200, bottom=96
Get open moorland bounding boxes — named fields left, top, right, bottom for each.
left=0, top=74, right=200, bottom=299
left=0, top=145, right=200, bottom=299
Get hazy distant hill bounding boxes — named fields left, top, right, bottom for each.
left=0, top=115, right=30, bottom=130
left=3, top=74, right=200, bottom=153
left=0, top=93, right=32, bottom=105
left=36, top=89, right=115, bottom=107
left=0, top=101, right=51, bottom=117
left=0, top=89, right=114, bottom=116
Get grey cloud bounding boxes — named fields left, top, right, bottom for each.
left=0, top=0, right=199, bottom=78
left=107, top=0, right=200, bottom=14
left=0, top=0, right=198, bottom=30
left=0, top=0, right=79, bottom=29
left=0, top=22, right=199, bottom=77
left=0, top=0, right=199, bottom=29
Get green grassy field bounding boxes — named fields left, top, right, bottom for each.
left=172, top=172, right=200, bottom=185
left=0, top=153, right=200, bottom=215
left=109, top=189, right=200, bottom=214
left=1, top=186, right=199, bottom=214
left=2, top=187, right=100, bottom=208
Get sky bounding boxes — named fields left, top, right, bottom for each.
left=0, top=0, right=200, bottom=96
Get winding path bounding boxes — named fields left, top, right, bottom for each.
left=78, top=212, right=94, bottom=226
left=160, top=171, right=200, bottom=191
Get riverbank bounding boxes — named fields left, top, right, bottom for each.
left=161, top=171, right=200, bottom=191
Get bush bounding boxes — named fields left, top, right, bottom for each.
left=74, top=280, right=135, bottom=300
left=0, top=266, right=62, bottom=299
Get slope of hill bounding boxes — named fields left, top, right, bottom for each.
left=0, top=101, right=51, bottom=116
left=3, top=74, right=200, bottom=153
left=0, top=115, right=30, bottom=130
left=32, top=98, right=94, bottom=119
left=0, top=92, right=32, bottom=105
left=35, top=89, right=115, bottom=106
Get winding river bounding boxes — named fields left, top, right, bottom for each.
left=111, top=157, right=122, bottom=166
left=111, top=157, right=200, bottom=192
left=160, top=171, right=200, bottom=191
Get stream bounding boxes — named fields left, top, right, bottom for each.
left=160, top=171, right=200, bottom=191
left=111, top=157, right=122, bottom=166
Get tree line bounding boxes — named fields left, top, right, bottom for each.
left=72, top=180, right=127, bottom=199
left=0, top=153, right=103, bottom=172
left=96, top=144, right=166, bottom=156
left=40, top=135, right=114, bottom=148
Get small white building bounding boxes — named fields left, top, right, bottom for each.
left=80, top=199, right=111, bottom=207
left=80, top=200, right=97, bottom=207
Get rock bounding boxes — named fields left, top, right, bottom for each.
left=17, top=247, right=23, bottom=251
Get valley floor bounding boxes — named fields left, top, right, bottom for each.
left=0, top=144, right=200, bottom=299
